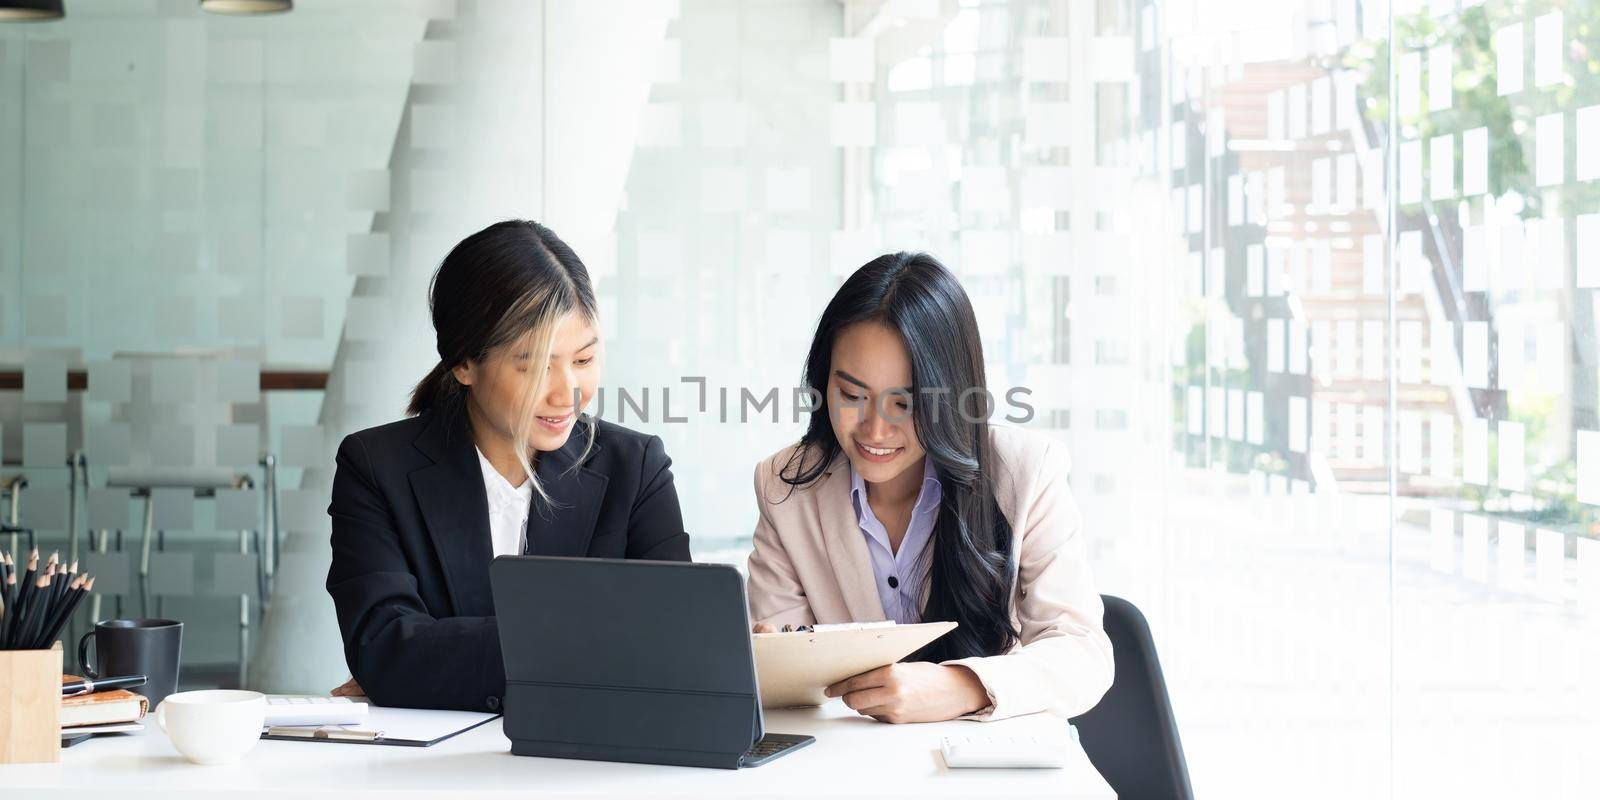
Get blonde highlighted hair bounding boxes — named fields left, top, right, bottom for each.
left=409, top=220, right=598, bottom=504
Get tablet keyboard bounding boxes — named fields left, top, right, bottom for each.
left=740, top=733, right=815, bottom=767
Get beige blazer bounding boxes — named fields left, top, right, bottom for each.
left=746, top=424, right=1113, bottom=721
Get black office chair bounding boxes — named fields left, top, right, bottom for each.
left=1070, top=595, right=1194, bottom=800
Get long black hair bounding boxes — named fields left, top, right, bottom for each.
left=780, top=252, right=1018, bottom=662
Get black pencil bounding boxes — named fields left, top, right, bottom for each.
left=52, top=559, right=74, bottom=609
left=5, top=550, right=35, bottom=648
left=48, top=579, right=89, bottom=650
left=15, top=572, right=50, bottom=650
left=16, top=549, right=38, bottom=621
left=35, top=573, right=87, bottom=650
left=0, top=573, right=13, bottom=648
left=1, top=554, right=13, bottom=619
left=30, top=572, right=71, bottom=650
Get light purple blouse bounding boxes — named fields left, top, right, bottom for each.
left=848, top=457, right=943, bottom=624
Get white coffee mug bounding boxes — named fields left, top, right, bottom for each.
left=155, top=689, right=267, bottom=765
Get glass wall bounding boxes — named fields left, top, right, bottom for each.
left=2, top=0, right=1595, bottom=795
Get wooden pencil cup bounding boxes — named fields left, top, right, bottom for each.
left=0, top=645, right=63, bottom=764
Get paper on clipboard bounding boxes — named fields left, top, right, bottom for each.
left=752, top=621, right=957, bottom=708
left=261, top=706, right=500, bottom=747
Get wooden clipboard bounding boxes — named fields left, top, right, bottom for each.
left=752, top=621, right=957, bottom=708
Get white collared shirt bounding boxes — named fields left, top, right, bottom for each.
left=847, top=457, right=942, bottom=624
left=476, top=447, right=533, bottom=558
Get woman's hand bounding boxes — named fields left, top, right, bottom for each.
left=825, top=662, right=990, bottom=723
left=329, top=676, right=366, bottom=698
left=752, top=623, right=777, bottom=633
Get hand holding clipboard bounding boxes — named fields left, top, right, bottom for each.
left=751, top=621, right=957, bottom=708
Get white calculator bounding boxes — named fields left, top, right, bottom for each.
left=262, top=695, right=370, bottom=727
left=939, top=734, right=1070, bottom=769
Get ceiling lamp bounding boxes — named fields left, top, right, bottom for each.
left=0, top=1, right=64, bottom=21
left=200, top=0, right=291, bottom=14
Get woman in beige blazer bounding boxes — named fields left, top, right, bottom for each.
left=747, top=252, right=1113, bottom=724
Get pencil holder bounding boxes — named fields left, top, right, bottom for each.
left=0, top=644, right=62, bottom=764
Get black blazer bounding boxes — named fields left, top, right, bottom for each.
left=325, top=409, right=690, bottom=712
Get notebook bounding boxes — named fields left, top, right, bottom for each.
left=59, top=675, right=149, bottom=728
left=752, top=620, right=957, bottom=708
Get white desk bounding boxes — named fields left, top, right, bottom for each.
left=3, top=700, right=1114, bottom=799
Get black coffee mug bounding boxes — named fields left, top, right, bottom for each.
left=78, top=618, right=183, bottom=708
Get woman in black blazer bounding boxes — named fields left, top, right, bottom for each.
left=325, top=220, right=690, bottom=712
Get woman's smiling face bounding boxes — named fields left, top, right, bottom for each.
left=827, top=320, right=926, bottom=486
left=456, top=310, right=603, bottom=453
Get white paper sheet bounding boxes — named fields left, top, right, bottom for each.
left=282, top=706, right=501, bottom=745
